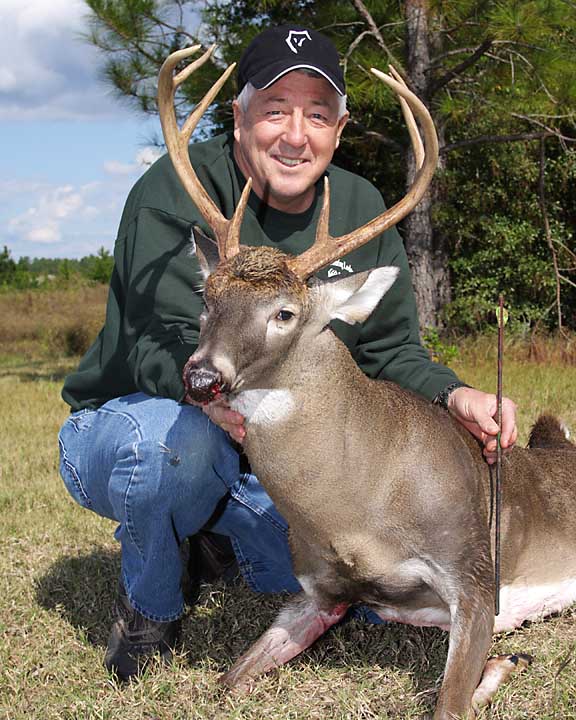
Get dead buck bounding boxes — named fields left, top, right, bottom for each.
left=158, top=46, right=576, bottom=719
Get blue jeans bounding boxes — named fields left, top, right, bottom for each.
left=58, top=392, right=301, bottom=622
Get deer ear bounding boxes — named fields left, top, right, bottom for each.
left=317, top=266, right=400, bottom=325
left=191, top=225, right=219, bottom=280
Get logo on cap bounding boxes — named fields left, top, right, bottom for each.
left=285, top=30, right=311, bottom=54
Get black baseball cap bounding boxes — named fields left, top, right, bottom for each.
left=237, top=25, right=345, bottom=96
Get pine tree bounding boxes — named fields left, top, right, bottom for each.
left=82, top=0, right=576, bottom=329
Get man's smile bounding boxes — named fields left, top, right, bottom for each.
left=274, top=156, right=308, bottom=167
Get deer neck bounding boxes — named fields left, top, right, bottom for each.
left=229, top=328, right=374, bottom=543
left=229, top=327, right=368, bottom=511
left=230, top=328, right=360, bottom=423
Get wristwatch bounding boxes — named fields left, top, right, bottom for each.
left=433, top=382, right=470, bottom=410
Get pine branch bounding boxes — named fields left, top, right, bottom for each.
left=442, top=131, right=557, bottom=153
left=140, top=8, right=198, bottom=45
left=431, top=46, right=493, bottom=65
left=511, top=113, right=576, bottom=143
left=504, top=48, right=560, bottom=105
left=342, top=30, right=372, bottom=75
left=554, top=238, right=576, bottom=264
left=559, top=274, right=576, bottom=289
left=429, top=38, right=493, bottom=97
left=87, top=3, right=161, bottom=64
left=345, top=118, right=405, bottom=153
left=349, top=0, right=400, bottom=67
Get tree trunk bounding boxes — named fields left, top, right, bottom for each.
left=404, top=0, right=450, bottom=329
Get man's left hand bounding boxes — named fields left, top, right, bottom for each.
left=447, top=386, right=518, bottom=464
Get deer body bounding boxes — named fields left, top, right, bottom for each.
left=231, top=326, right=490, bottom=605
left=182, top=246, right=576, bottom=718
left=237, top=344, right=576, bottom=636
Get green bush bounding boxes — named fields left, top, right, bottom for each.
left=437, top=128, right=575, bottom=333
left=422, top=327, right=459, bottom=365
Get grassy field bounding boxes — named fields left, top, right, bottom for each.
left=1, top=291, right=576, bottom=719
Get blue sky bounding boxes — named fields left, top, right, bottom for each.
left=1, top=0, right=164, bottom=259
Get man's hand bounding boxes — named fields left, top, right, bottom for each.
left=447, top=386, right=518, bottom=464
left=199, top=396, right=246, bottom=444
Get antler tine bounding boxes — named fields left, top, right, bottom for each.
left=388, top=65, right=425, bottom=170
left=157, top=45, right=248, bottom=260
left=286, top=67, right=438, bottom=280
left=316, top=177, right=331, bottom=242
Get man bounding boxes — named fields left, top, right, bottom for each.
left=58, top=25, right=517, bottom=681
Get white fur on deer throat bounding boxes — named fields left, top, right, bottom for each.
left=230, top=389, right=295, bottom=426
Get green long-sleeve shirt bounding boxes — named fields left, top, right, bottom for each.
left=62, top=133, right=461, bottom=411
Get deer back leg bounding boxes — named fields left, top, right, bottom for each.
left=433, top=590, right=494, bottom=720
left=220, top=593, right=349, bottom=691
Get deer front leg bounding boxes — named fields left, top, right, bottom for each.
left=220, top=593, right=349, bottom=691
left=433, top=592, right=494, bottom=720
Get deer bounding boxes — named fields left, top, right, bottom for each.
left=158, top=46, right=576, bottom=719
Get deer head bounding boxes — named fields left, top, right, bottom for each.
left=182, top=241, right=399, bottom=401
left=157, top=45, right=438, bottom=404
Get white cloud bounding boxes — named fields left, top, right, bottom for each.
left=0, top=0, right=124, bottom=120
left=28, top=225, right=61, bottom=244
left=0, top=179, right=51, bottom=196
left=0, top=0, right=184, bottom=259
left=0, top=67, right=16, bottom=91
left=136, top=146, right=163, bottom=167
left=103, top=160, right=136, bottom=176
left=3, top=148, right=155, bottom=256
left=8, top=184, right=86, bottom=243
left=103, top=146, right=163, bottom=175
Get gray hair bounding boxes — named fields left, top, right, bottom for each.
left=236, top=75, right=347, bottom=120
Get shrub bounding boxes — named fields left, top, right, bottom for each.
left=0, top=286, right=106, bottom=358
left=64, top=324, right=94, bottom=356
left=422, top=327, right=459, bottom=365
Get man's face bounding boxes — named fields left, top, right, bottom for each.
left=233, top=72, right=349, bottom=214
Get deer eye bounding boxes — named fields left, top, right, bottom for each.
left=276, top=309, right=294, bottom=322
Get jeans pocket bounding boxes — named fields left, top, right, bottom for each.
left=68, top=409, right=97, bottom=432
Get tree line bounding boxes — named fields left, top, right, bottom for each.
left=0, top=246, right=114, bottom=290
left=80, top=1, right=575, bottom=331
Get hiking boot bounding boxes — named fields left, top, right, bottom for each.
left=182, top=530, right=239, bottom=606
left=104, top=582, right=181, bottom=681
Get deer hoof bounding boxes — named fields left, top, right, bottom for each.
left=218, top=670, right=254, bottom=694
left=472, top=651, right=533, bottom=710
left=509, top=652, right=533, bottom=668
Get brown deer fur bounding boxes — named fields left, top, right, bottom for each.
left=183, top=244, right=576, bottom=719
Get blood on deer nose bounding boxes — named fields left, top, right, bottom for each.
left=182, top=357, right=225, bottom=404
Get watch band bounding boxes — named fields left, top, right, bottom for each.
left=433, top=382, right=470, bottom=410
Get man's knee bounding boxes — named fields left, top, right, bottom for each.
left=59, top=397, right=239, bottom=523
left=109, top=434, right=236, bottom=542
left=115, top=397, right=235, bottom=474
left=111, top=403, right=238, bottom=506
left=162, top=404, right=234, bottom=470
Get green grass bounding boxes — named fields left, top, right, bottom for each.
left=1, top=352, right=576, bottom=719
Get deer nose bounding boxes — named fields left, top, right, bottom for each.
left=182, top=357, right=226, bottom=404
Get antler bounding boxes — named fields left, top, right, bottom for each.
left=286, top=66, right=438, bottom=280
left=157, top=45, right=252, bottom=260
left=388, top=66, right=425, bottom=170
